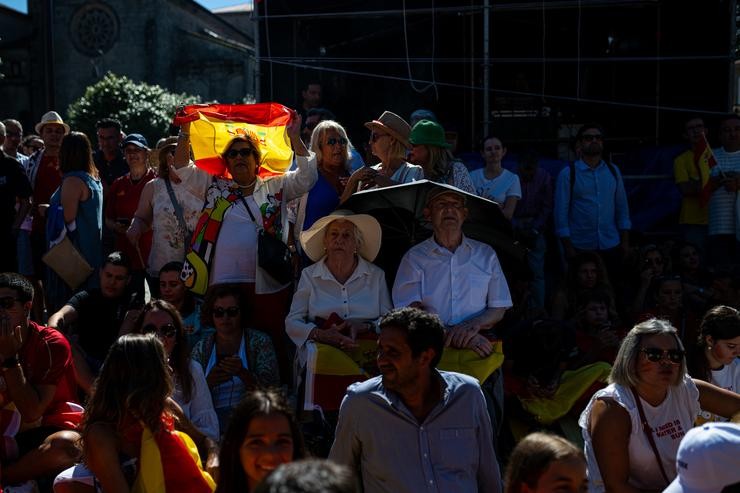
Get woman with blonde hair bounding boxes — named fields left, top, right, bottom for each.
left=408, top=119, right=475, bottom=193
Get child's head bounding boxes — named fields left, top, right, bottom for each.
left=575, top=289, right=614, bottom=329
left=216, top=389, right=306, bottom=493
left=504, top=432, right=586, bottom=493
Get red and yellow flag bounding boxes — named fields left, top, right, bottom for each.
left=173, top=103, right=295, bottom=178
left=693, top=133, right=718, bottom=207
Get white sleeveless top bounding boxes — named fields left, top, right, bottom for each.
left=698, top=359, right=740, bottom=423
left=579, top=375, right=700, bottom=493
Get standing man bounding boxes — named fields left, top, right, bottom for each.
left=2, top=119, right=29, bottom=168
left=0, top=122, right=32, bottom=273
left=673, top=116, right=710, bottom=253
left=707, top=114, right=740, bottom=267
left=554, top=123, right=631, bottom=280
left=93, top=118, right=127, bottom=187
left=297, top=81, right=322, bottom=126
left=329, top=307, right=501, bottom=493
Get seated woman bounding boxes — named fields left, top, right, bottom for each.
left=408, top=119, right=475, bottom=193
left=54, top=334, right=217, bottom=493
left=628, top=244, right=669, bottom=319
left=286, top=212, right=391, bottom=369
left=673, top=241, right=714, bottom=311
left=215, top=389, right=306, bottom=493
left=191, top=284, right=280, bottom=434
left=551, top=252, right=616, bottom=321
left=504, top=432, right=587, bottom=493
left=637, top=275, right=701, bottom=348
left=579, top=318, right=740, bottom=493
left=133, top=300, right=219, bottom=440
left=687, top=305, right=740, bottom=423
left=159, top=261, right=212, bottom=349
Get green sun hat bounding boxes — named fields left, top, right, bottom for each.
left=409, top=119, right=452, bottom=148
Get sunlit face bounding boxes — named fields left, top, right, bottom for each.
left=369, top=130, right=392, bottom=161
left=240, top=413, right=294, bottom=491
left=522, top=457, right=588, bottom=493
left=159, top=271, right=186, bottom=306
left=637, top=333, right=682, bottom=388
left=409, top=144, right=430, bottom=166
left=583, top=302, right=608, bottom=328
left=97, top=126, right=122, bottom=155
left=99, top=263, right=129, bottom=299
left=141, top=309, right=177, bottom=356
left=424, top=193, right=468, bottom=235
left=481, top=137, right=506, bottom=165
left=576, top=262, right=598, bottom=289
left=123, top=144, right=148, bottom=169
left=655, top=280, right=682, bottom=312
left=319, top=130, right=347, bottom=169
left=40, top=124, right=65, bottom=148
left=225, top=141, right=258, bottom=184
left=323, top=220, right=358, bottom=260
left=212, top=295, right=242, bottom=335
left=706, top=335, right=740, bottom=367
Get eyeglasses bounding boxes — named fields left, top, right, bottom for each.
left=581, top=134, right=603, bottom=142
left=226, top=148, right=253, bottom=159
left=371, top=132, right=388, bottom=143
left=641, top=347, right=684, bottom=364
left=213, top=306, right=240, bottom=319
left=326, top=137, right=348, bottom=146
left=0, top=296, right=18, bottom=309
left=142, top=323, right=177, bottom=339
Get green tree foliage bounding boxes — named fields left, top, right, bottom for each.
left=67, top=72, right=198, bottom=144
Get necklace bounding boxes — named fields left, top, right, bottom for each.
left=236, top=178, right=257, bottom=189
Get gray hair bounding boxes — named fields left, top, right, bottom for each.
left=609, top=318, right=686, bottom=388
left=0, top=121, right=5, bottom=137
left=309, top=120, right=352, bottom=169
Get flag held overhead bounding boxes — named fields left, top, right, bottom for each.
left=173, top=103, right=295, bottom=178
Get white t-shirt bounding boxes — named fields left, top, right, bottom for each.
left=173, top=360, right=220, bottom=440
left=210, top=196, right=260, bottom=284
left=470, top=168, right=522, bottom=204
left=579, top=376, right=701, bottom=493
left=698, top=358, right=740, bottom=423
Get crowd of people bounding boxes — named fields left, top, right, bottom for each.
left=0, top=84, right=739, bottom=493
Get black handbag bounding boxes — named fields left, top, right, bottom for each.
left=239, top=195, right=293, bottom=284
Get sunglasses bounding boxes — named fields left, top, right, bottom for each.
left=143, top=323, right=177, bottom=339
left=371, top=132, right=388, bottom=142
left=581, top=134, right=603, bottom=142
left=641, top=347, right=684, bottom=364
left=226, top=148, right=253, bottom=159
left=0, top=296, right=18, bottom=309
left=326, top=137, right=348, bottom=146
left=213, top=306, right=240, bottom=319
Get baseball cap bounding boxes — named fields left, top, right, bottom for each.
left=663, top=422, right=740, bottom=493
left=121, top=133, right=149, bottom=149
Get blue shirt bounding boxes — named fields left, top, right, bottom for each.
left=554, top=159, right=631, bottom=250
left=329, top=370, right=502, bottom=493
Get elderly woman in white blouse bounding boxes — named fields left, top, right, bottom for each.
left=286, top=211, right=392, bottom=365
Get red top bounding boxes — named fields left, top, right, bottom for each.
left=32, top=154, right=63, bottom=232
left=105, top=169, right=156, bottom=270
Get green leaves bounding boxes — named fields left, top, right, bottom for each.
left=66, top=72, right=198, bottom=143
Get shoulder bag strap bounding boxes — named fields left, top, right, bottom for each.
left=165, top=178, right=190, bottom=237
left=630, top=386, right=671, bottom=486
left=238, top=193, right=262, bottom=230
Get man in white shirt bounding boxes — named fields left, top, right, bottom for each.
left=392, top=187, right=512, bottom=355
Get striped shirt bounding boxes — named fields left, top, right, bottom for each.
left=708, top=148, right=740, bottom=235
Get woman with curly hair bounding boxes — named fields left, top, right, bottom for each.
left=133, top=299, right=219, bottom=439
left=215, top=389, right=306, bottom=493
left=551, top=251, right=616, bottom=321
left=54, top=334, right=217, bottom=493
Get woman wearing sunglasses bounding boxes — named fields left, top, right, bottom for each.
left=180, top=114, right=315, bottom=387
left=132, top=299, right=219, bottom=440
left=191, top=284, right=280, bottom=435
left=579, top=318, right=740, bottom=493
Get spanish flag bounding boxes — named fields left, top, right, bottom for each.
left=693, top=133, right=718, bottom=207
left=173, top=103, right=294, bottom=178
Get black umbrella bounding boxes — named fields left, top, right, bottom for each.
left=341, top=180, right=527, bottom=285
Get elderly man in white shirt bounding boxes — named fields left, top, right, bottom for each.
left=393, top=188, right=512, bottom=356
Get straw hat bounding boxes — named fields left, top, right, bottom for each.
left=364, top=111, right=411, bottom=149
left=35, top=111, right=70, bottom=135
left=300, top=210, right=382, bottom=263
left=156, top=136, right=178, bottom=163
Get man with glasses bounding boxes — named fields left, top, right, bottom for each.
left=0, top=273, right=81, bottom=490
left=93, top=118, right=127, bottom=187
left=47, top=252, right=140, bottom=394
left=554, top=123, right=631, bottom=279
left=0, top=122, right=32, bottom=273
